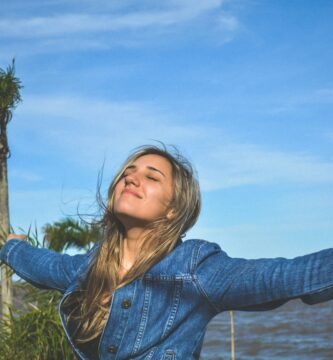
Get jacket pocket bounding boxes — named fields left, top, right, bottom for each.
left=162, top=350, right=175, bottom=360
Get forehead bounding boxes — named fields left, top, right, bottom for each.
left=131, top=154, right=173, bottom=174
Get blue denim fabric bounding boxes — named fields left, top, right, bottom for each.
left=1, top=238, right=333, bottom=359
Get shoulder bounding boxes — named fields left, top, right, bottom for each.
left=157, top=239, right=228, bottom=273
left=181, top=239, right=224, bottom=256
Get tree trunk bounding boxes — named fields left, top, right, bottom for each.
left=0, top=154, right=12, bottom=319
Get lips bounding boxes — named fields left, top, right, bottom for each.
left=122, top=189, right=142, bottom=198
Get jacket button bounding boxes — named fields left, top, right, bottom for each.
left=121, top=299, right=132, bottom=309
left=107, top=345, right=118, bottom=353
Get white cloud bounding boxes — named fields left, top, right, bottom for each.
left=0, top=0, right=241, bottom=55
left=0, top=0, right=231, bottom=39
left=9, top=187, right=98, bottom=232
left=197, top=143, right=333, bottom=190
left=14, top=94, right=207, bottom=176
left=189, top=217, right=333, bottom=258
left=14, top=94, right=333, bottom=191
left=264, top=88, right=333, bottom=114
left=217, top=13, right=239, bottom=32
left=0, top=14, right=169, bottom=38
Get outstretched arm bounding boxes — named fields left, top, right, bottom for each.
left=194, top=241, right=333, bottom=313
left=0, top=235, right=96, bottom=293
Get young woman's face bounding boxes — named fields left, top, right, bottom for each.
left=113, top=154, right=174, bottom=228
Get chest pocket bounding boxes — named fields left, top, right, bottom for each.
left=132, top=274, right=187, bottom=357
left=139, top=274, right=184, bottom=338
left=162, top=350, right=175, bottom=360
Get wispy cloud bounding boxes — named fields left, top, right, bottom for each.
left=216, top=13, right=239, bottom=32
left=1, top=13, right=174, bottom=38
left=14, top=94, right=333, bottom=190
left=10, top=187, right=98, bottom=231
left=1, top=0, right=239, bottom=53
left=261, top=87, right=333, bottom=115
left=14, top=94, right=207, bottom=172
left=197, top=143, right=333, bottom=190
left=0, top=1, right=231, bottom=38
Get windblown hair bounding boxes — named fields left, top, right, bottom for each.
left=64, top=144, right=201, bottom=343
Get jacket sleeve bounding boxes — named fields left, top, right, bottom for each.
left=193, top=241, right=333, bottom=313
left=0, top=239, right=96, bottom=293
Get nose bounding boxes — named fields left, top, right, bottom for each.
left=124, top=172, right=140, bottom=186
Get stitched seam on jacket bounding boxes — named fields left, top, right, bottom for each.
left=162, top=277, right=182, bottom=338
left=5, top=241, right=68, bottom=292
left=132, top=277, right=152, bottom=354
left=12, top=267, right=63, bottom=292
left=192, top=274, right=220, bottom=313
left=191, top=242, right=220, bottom=313
left=5, top=240, right=24, bottom=263
left=60, top=256, right=74, bottom=285
left=144, top=346, right=157, bottom=359
left=190, top=241, right=202, bottom=273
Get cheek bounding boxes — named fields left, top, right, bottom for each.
left=114, top=179, right=125, bottom=196
left=149, top=188, right=173, bottom=211
left=113, top=183, right=125, bottom=209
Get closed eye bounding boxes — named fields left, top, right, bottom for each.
left=121, top=170, right=133, bottom=178
left=147, top=176, right=159, bottom=181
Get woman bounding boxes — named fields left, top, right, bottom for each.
left=1, top=144, right=333, bottom=359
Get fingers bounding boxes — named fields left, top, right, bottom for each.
left=7, top=233, right=27, bottom=241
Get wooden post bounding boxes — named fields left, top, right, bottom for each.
left=0, top=156, right=11, bottom=320
left=230, top=311, right=235, bottom=360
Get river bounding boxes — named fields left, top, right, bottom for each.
left=201, top=300, right=333, bottom=359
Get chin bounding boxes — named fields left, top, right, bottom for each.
left=115, top=212, right=154, bottom=229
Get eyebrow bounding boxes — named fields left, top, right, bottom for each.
left=125, top=165, right=166, bottom=178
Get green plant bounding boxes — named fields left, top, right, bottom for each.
left=43, top=218, right=101, bottom=252
left=0, top=282, right=75, bottom=360
left=0, top=220, right=98, bottom=359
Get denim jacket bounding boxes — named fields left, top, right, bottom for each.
left=1, top=238, right=333, bottom=359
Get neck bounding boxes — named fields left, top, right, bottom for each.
left=121, top=225, right=149, bottom=268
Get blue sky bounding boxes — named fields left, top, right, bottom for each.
left=1, top=0, right=333, bottom=258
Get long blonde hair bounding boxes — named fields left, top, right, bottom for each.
left=65, top=145, right=201, bottom=343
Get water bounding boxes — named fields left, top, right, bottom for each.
left=201, top=300, right=333, bottom=359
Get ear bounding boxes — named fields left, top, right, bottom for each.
left=166, top=208, right=176, bottom=220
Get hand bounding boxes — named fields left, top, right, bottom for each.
left=7, top=233, right=27, bottom=241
